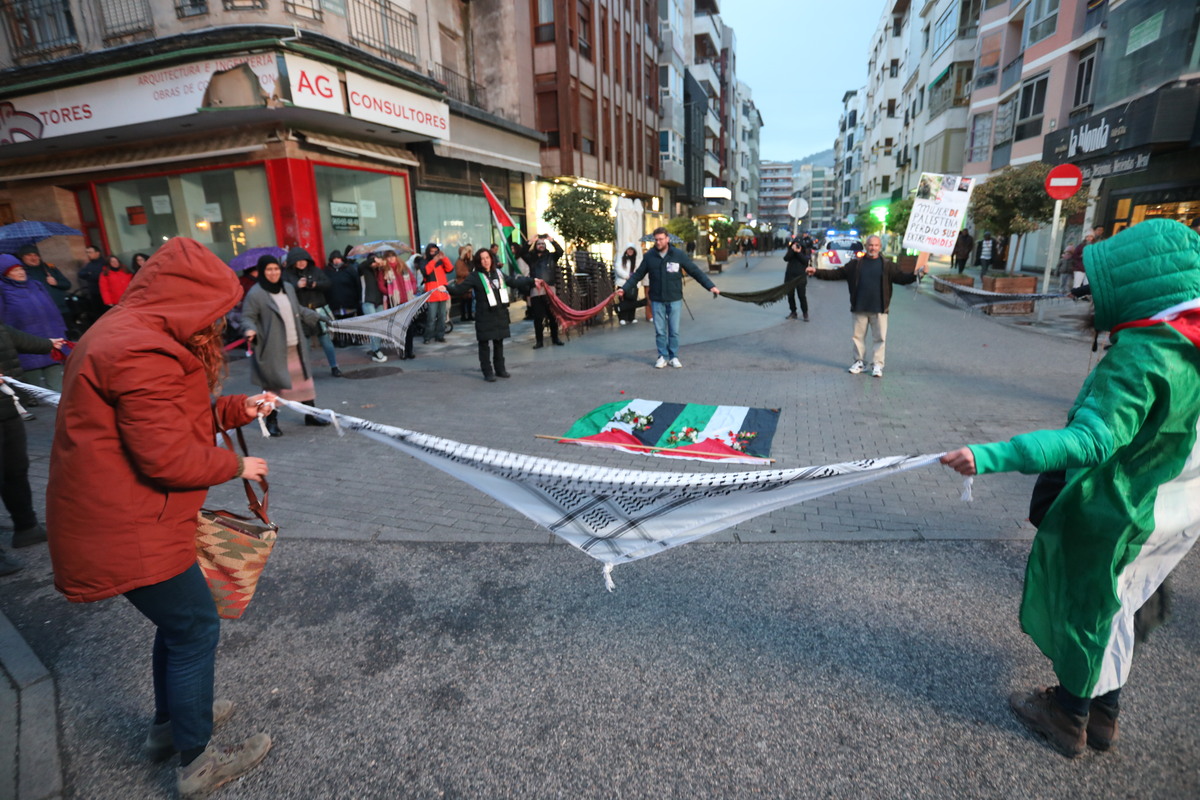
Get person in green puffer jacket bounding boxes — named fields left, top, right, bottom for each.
left=942, top=218, right=1200, bottom=759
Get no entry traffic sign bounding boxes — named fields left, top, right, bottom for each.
left=1045, top=163, right=1084, bottom=200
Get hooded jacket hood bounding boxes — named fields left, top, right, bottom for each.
left=286, top=246, right=315, bottom=268
left=117, top=237, right=242, bottom=342
left=1085, top=219, right=1200, bottom=331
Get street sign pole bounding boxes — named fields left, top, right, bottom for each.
left=1038, top=163, right=1084, bottom=322
left=1037, top=199, right=1063, bottom=322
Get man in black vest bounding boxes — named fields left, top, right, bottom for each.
left=808, top=234, right=923, bottom=378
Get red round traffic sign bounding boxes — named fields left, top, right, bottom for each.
left=1045, top=164, right=1084, bottom=200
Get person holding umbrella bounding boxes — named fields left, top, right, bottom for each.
left=0, top=254, right=69, bottom=393
left=14, top=245, right=71, bottom=318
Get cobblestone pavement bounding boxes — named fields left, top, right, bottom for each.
left=4, top=253, right=1196, bottom=799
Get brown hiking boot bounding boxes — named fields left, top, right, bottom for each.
left=144, top=699, right=236, bottom=761
left=176, top=733, right=271, bottom=798
left=1008, top=687, right=1086, bottom=757
left=1087, top=703, right=1119, bottom=751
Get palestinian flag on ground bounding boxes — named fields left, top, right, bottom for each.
left=558, top=399, right=781, bottom=464
left=481, top=178, right=521, bottom=274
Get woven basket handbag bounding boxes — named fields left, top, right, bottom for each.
left=196, top=422, right=278, bottom=620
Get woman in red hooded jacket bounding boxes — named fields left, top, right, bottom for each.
left=47, top=237, right=276, bottom=798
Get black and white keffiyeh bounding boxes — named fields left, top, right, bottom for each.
left=324, top=291, right=431, bottom=349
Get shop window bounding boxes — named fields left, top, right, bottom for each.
left=1024, top=0, right=1059, bottom=47
left=1015, top=73, right=1048, bottom=141
left=415, top=190, right=490, bottom=255
left=968, top=112, right=993, bottom=162
left=175, top=0, right=207, bottom=17
left=315, top=165, right=412, bottom=257
left=975, top=31, right=1002, bottom=89
left=2, top=0, right=79, bottom=61
left=1072, top=44, right=1098, bottom=110
left=577, top=2, right=592, bottom=60
left=535, top=0, right=554, bottom=42
left=95, top=165, right=276, bottom=264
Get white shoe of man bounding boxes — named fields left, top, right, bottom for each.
left=654, top=356, right=668, bottom=369
left=848, top=360, right=865, bottom=374
left=669, top=358, right=683, bottom=368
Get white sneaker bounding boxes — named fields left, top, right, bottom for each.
left=669, top=357, right=683, bottom=368
left=871, top=364, right=884, bottom=377
left=619, top=320, right=627, bottom=326
left=631, top=318, right=638, bottom=324
left=370, top=350, right=388, bottom=363
left=654, top=356, right=668, bottom=369
left=848, top=360, right=865, bottom=374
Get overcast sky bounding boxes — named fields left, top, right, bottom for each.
left=719, top=0, right=886, bottom=162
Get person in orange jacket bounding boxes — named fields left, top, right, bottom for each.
left=419, top=242, right=454, bottom=343
left=98, top=254, right=134, bottom=308
left=47, top=238, right=276, bottom=796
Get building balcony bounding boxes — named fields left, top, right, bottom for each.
left=704, top=151, right=721, bottom=178
left=690, top=61, right=721, bottom=100
left=659, top=156, right=684, bottom=187
left=432, top=63, right=486, bottom=110
left=694, top=12, right=722, bottom=56
left=704, top=108, right=720, bottom=137
left=347, top=0, right=420, bottom=66
left=659, top=90, right=684, bottom=132
left=1000, top=53, right=1024, bottom=94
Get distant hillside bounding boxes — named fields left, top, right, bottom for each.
left=788, top=149, right=835, bottom=169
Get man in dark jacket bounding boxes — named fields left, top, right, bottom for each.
left=324, top=251, right=360, bottom=343
left=78, top=245, right=106, bottom=316
left=518, top=234, right=565, bottom=348
left=952, top=229, right=975, bottom=274
left=783, top=238, right=811, bottom=321
left=0, top=321, right=63, bottom=573
left=15, top=245, right=72, bottom=317
left=809, top=234, right=922, bottom=378
left=282, top=246, right=341, bottom=377
left=618, top=227, right=720, bottom=369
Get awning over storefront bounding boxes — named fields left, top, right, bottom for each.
left=300, top=132, right=421, bottom=168
left=431, top=114, right=542, bottom=174
left=0, top=131, right=269, bottom=182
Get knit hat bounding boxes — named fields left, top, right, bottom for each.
left=15, top=244, right=38, bottom=258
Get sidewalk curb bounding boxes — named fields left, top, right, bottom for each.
left=0, top=610, right=62, bottom=800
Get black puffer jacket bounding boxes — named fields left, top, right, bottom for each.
left=0, top=323, right=53, bottom=421
left=448, top=268, right=533, bottom=341
left=283, top=247, right=331, bottom=310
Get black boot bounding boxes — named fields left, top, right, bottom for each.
left=265, top=410, right=283, bottom=437
left=482, top=366, right=497, bottom=382
left=305, top=413, right=331, bottom=427
left=494, top=352, right=509, bottom=378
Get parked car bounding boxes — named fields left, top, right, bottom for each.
left=818, top=237, right=865, bottom=269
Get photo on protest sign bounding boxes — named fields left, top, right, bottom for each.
left=903, top=172, right=974, bottom=256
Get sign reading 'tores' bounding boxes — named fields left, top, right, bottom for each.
left=346, top=73, right=449, bottom=139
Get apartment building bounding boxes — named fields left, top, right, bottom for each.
left=758, top=160, right=795, bottom=233
left=861, top=6, right=905, bottom=215
left=833, top=87, right=866, bottom=227
left=1042, top=0, right=1200, bottom=238
left=0, top=0, right=543, bottom=269
left=809, top=166, right=836, bottom=233
left=531, top=0, right=665, bottom=241
left=895, top=0, right=979, bottom=196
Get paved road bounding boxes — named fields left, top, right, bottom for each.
left=4, top=254, right=1197, bottom=799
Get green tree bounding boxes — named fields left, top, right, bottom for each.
left=888, top=197, right=914, bottom=238
left=851, top=206, right=883, bottom=236
left=969, top=162, right=1088, bottom=272
left=666, top=215, right=699, bottom=244
left=541, top=186, right=614, bottom=250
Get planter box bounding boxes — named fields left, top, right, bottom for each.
left=982, top=275, right=1036, bottom=315
left=936, top=275, right=974, bottom=293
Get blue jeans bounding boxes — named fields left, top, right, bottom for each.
left=425, top=299, right=448, bottom=341
left=651, top=300, right=682, bottom=359
left=361, top=301, right=383, bottom=353
left=314, top=307, right=338, bottom=368
left=124, top=563, right=220, bottom=754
